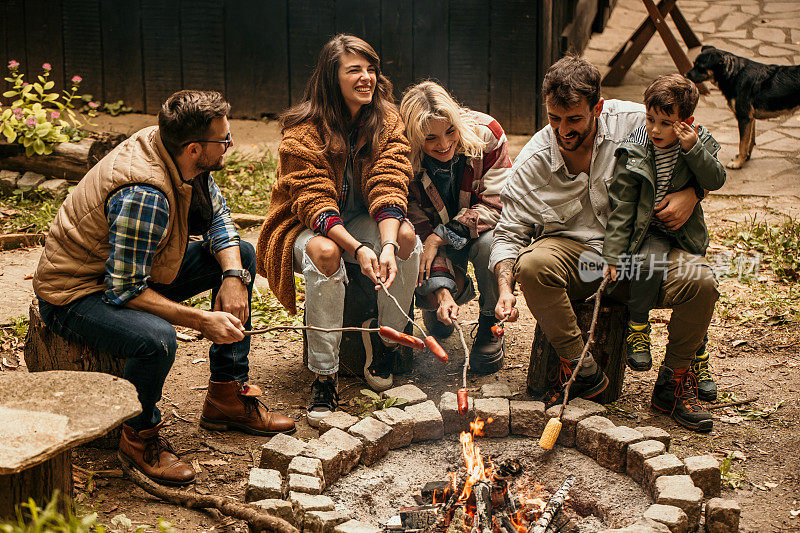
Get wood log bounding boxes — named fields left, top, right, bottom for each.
left=527, top=299, right=628, bottom=404
left=231, top=213, right=267, bottom=229
left=24, top=300, right=126, bottom=448
left=0, top=132, right=127, bottom=182
left=0, top=232, right=45, bottom=250
left=0, top=450, right=72, bottom=519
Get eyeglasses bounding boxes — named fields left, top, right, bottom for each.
left=182, top=132, right=233, bottom=151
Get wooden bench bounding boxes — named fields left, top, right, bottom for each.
left=527, top=299, right=629, bottom=404
left=0, top=371, right=140, bottom=518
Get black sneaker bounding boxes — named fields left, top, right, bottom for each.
left=626, top=321, right=653, bottom=371
left=651, top=366, right=712, bottom=433
left=423, top=310, right=455, bottom=339
left=306, top=376, right=338, bottom=428
left=468, top=314, right=504, bottom=375
left=691, top=344, right=717, bottom=402
left=363, top=319, right=394, bottom=392
left=542, top=357, right=609, bottom=408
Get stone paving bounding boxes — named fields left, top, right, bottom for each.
left=583, top=0, right=800, bottom=211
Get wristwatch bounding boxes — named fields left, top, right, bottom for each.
left=221, top=269, right=252, bottom=285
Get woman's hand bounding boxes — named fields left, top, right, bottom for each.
left=435, top=289, right=459, bottom=325
left=378, top=244, right=398, bottom=289
left=418, top=233, right=446, bottom=285
left=356, top=245, right=381, bottom=285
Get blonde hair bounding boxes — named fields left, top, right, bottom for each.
left=399, top=81, right=486, bottom=172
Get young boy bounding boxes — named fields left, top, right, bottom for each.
left=602, top=74, right=726, bottom=402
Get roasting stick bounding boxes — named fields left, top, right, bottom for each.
left=453, top=319, right=471, bottom=415
left=538, top=274, right=610, bottom=450
left=245, top=325, right=379, bottom=335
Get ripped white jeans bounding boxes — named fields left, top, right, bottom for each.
left=293, top=214, right=422, bottom=375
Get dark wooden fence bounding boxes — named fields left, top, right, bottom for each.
left=1, top=0, right=609, bottom=134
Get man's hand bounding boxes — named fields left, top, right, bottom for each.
left=435, top=288, right=459, bottom=325
left=214, top=276, right=250, bottom=324
left=603, top=264, right=618, bottom=281
left=494, top=258, right=519, bottom=322
left=378, top=244, right=398, bottom=289
left=673, top=119, right=698, bottom=152
left=654, top=187, right=699, bottom=231
left=356, top=245, right=381, bottom=286
left=418, top=234, right=445, bottom=285
left=200, top=310, right=245, bottom=344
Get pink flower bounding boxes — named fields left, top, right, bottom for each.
left=42, top=63, right=52, bottom=71
left=25, top=117, right=37, bottom=127
left=71, top=75, right=82, bottom=84
left=88, top=101, right=99, bottom=109
left=51, top=111, right=60, bottom=119
left=8, top=60, right=19, bottom=69
left=22, top=82, right=29, bottom=87
left=13, top=109, right=24, bottom=118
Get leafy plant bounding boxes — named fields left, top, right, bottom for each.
left=0, top=187, right=66, bottom=234
left=721, top=215, right=800, bottom=282
left=0, top=316, right=29, bottom=342
left=719, top=453, right=747, bottom=489
left=211, top=149, right=277, bottom=214
left=102, top=100, right=132, bottom=117
left=1, top=60, right=91, bottom=156
left=349, top=389, right=405, bottom=418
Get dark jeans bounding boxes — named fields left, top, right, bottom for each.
left=38, top=240, right=256, bottom=430
left=627, top=232, right=672, bottom=323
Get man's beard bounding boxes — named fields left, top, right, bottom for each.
left=196, top=152, right=225, bottom=173
left=556, top=118, right=595, bottom=152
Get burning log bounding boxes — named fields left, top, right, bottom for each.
left=473, top=480, right=493, bottom=533
left=445, top=507, right=468, bottom=533
left=530, top=476, right=575, bottom=533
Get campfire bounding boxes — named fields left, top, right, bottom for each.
left=388, top=418, right=575, bottom=533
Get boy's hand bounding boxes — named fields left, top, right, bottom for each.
left=673, top=119, right=698, bottom=151
left=603, top=264, right=618, bottom=282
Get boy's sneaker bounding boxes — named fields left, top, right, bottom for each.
left=626, top=321, right=653, bottom=371
left=691, top=346, right=717, bottom=402
left=542, top=357, right=609, bottom=408
left=363, top=319, right=394, bottom=392
left=651, top=366, right=712, bottom=433
left=306, top=376, right=338, bottom=428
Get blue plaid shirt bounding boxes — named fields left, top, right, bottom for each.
left=103, top=179, right=239, bottom=306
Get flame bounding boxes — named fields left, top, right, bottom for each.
left=458, top=417, right=493, bottom=501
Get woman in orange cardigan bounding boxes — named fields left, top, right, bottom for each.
left=257, top=35, right=420, bottom=427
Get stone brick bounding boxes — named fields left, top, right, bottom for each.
left=683, top=455, right=720, bottom=498
left=319, top=411, right=359, bottom=435
left=38, top=178, right=69, bottom=195
left=439, top=391, right=474, bottom=434
left=288, top=455, right=324, bottom=484
left=643, top=455, right=686, bottom=498
left=480, top=383, right=512, bottom=398
left=510, top=400, right=545, bottom=437
left=372, top=407, right=414, bottom=448
left=251, top=499, right=295, bottom=526
left=288, top=472, right=324, bottom=495
left=635, top=426, right=671, bottom=450
left=301, top=439, right=343, bottom=486
left=474, top=397, right=510, bottom=437
left=704, top=498, right=741, bottom=533
left=304, top=510, right=351, bottom=533
left=245, top=468, right=284, bottom=501
left=405, top=400, right=444, bottom=441
left=596, top=426, right=645, bottom=472
left=260, top=433, right=306, bottom=475
left=545, top=400, right=606, bottom=448
left=654, top=475, right=702, bottom=531
left=348, top=416, right=392, bottom=465
left=289, top=492, right=335, bottom=526
left=627, top=440, right=667, bottom=484
left=568, top=397, right=606, bottom=416
left=17, top=171, right=46, bottom=189
left=382, top=384, right=427, bottom=405
left=334, top=519, right=382, bottom=533
left=0, top=170, right=21, bottom=193
left=319, top=427, right=364, bottom=474
left=599, top=517, right=671, bottom=532
left=643, top=504, right=688, bottom=533
left=576, top=415, right=616, bottom=459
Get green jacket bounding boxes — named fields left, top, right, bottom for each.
left=602, top=125, right=726, bottom=266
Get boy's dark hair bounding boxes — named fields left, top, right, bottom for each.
left=541, top=54, right=602, bottom=109
left=158, top=90, right=231, bottom=155
left=644, top=74, right=699, bottom=119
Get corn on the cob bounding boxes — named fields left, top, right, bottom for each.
left=538, top=417, right=562, bottom=450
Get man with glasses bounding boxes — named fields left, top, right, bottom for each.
left=33, top=90, right=295, bottom=487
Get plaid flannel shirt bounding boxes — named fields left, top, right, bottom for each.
left=104, top=179, right=239, bottom=305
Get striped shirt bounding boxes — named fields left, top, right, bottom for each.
left=103, top=179, right=239, bottom=306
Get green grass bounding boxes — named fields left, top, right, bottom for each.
left=211, top=149, right=277, bottom=215
left=719, top=215, right=800, bottom=282
left=0, top=316, right=28, bottom=343
left=0, top=188, right=66, bottom=234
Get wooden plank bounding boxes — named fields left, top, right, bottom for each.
left=1, top=1, right=26, bottom=95
left=101, top=0, right=144, bottom=111
left=181, top=0, right=225, bottom=94
left=537, top=0, right=553, bottom=130
left=225, top=0, right=289, bottom=118
left=448, top=0, right=489, bottom=112
left=380, top=0, right=413, bottom=99
left=412, top=0, right=448, bottom=87
left=24, top=0, right=64, bottom=93
left=335, top=0, right=381, bottom=52
left=288, top=1, right=335, bottom=105
left=62, top=1, right=102, bottom=101
left=140, top=0, right=182, bottom=113
left=559, top=0, right=598, bottom=56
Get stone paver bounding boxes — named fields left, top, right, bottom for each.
left=288, top=472, right=324, bottom=495
left=683, top=455, right=721, bottom=498
left=17, top=171, right=46, bottom=189
left=289, top=492, right=335, bottom=526
left=0, top=170, right=20, bottom=193
left=260, top=433, right=306, bottom=475
left=348, top=416, right=392, bottom=465
left=319, top=411, right=359, bottom=435
left=644, top=454, right=686, bottom=498
left=627, top=440, right=666, bottom=484
left=439, top=391, right=474, bottom=434
left=634, top=426, right=671, bottom=451
left=304, top=510, right=351, bottom=533
left=38, top=178, right=69, bottom=195
left=510, top=400, right=545, bottom=437
left=288, top=455, right=325, bottom=484
left=334, top=519, right=382, bottom=533
left=319, top=428, right=363, bottom=474
left=705, top=498, right=741, bottom=533
left=405, top=400, right=444, bottom=441
left=300, top=439, right=343, bottom=486
left=474, top=397, right=510, bottom=437
left=480, top=383, right=513, bottom=398
left=653, top=476, right=703, bottom=531
left=596, top=426, right=644, bottom=472
left=251, top=499, right=295, bottom=526
left=382, top=384, right=427, bottom=406
left=246, top=468, right=284, bottom=501
left=643, top=504, right=688, bottom=533
left=372, top=407, right=414, bottom=448
left=546, top=400, right=606, bottom=447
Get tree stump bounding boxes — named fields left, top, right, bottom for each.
left=24, top=300, right=127, bottom=448
left=527, top=299, right=628, bottom=404
left=303, top=262, right=414, bottom=378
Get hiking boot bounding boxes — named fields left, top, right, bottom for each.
left=118, top=422, right=195, bottom=486
left=651, top=366, right=713, bottom=433
left=363, top=319, right=394, bottom=392
left=692, top=346, right=717, bottom=402
left=542, top=357, right=609, bottom=408
left=469, top=314, right=505, bottom=375
left=423, top=310, right=455, bottom=339
left=306, top=376, right=339, bottom=428
left=200, top=380, right=296, bottom=436
left=626, top=321, right=652, bottom=371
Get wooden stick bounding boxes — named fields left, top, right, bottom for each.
left=245, top=325, right=379, bottom=336
left=707, top=397, right=758, bottom=410
left=376, top=278, right=427, bottom=336
left=120, top=461, right=298, bottom=533
left=531, top=476, right=575, bottom=533
left=454, top=320, right=470, bottom=389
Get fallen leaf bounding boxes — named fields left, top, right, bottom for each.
left=732, top=339, right=747, bottom=347
left=191, top=358, right=207, bottom=364
left=200, top=459, right=229, bottom=466
left=24, top=274, right=33, bottom=280
left=718, top=415, right=744, bottom=424
left=765, top=482, right=778, bottom=489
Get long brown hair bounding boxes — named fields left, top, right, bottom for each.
left=280, top=34, right=396, bottom=160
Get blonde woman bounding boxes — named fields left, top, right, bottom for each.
left=399, top=81, right=512, bottom=373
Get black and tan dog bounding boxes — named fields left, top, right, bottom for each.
left=686, top=45, right=800, bottom=169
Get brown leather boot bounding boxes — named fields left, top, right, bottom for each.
left=118, top=422, right=195, bottom=486
left=200, top=380, right=296, bottom=436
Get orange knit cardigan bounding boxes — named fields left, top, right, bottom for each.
left=256, top=111, right=412, bottom=313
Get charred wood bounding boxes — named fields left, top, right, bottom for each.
left=531, top=476, right=575, bottom=533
